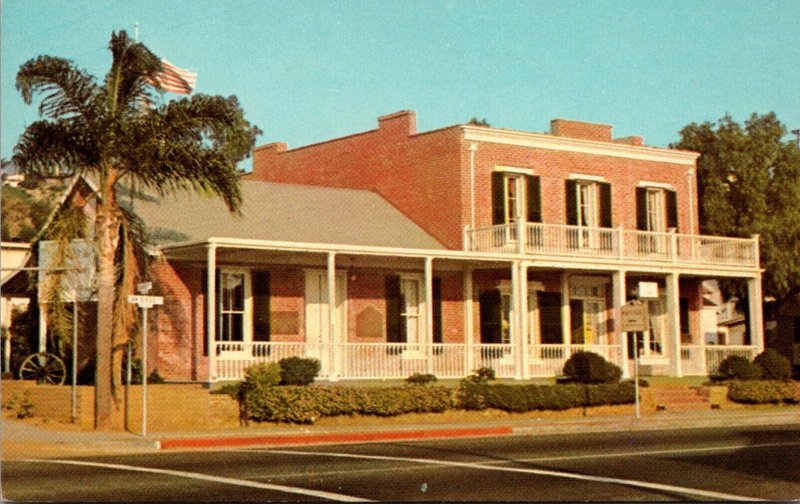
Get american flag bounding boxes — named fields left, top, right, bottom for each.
left=149, top=58, right=197, bottom=94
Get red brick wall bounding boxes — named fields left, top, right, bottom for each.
left=250, top=111, right=466, bottom=249
left=471, top=143, right=696, bottom=234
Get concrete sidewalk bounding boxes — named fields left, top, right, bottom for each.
left=3, top=407, right=798, bottom=459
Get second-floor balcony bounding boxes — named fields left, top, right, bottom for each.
left=464, top=222, right=758, bottom=269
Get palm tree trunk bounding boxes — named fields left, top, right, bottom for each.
left=94, top=194, right=122, bottom=430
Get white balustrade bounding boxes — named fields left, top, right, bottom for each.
left=466, top=222, right=758, bottom=268
left=704, top=345, right=757, bottom=374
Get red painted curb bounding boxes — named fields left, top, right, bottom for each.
left=159, top=426, right=513, bottom=450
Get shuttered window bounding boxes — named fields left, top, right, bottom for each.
left=479, top=289, right=502, bottom=344
left=566, top=179, right=611, bottom=228
left=537, top=291, right=563, bottom=344
left=385, top=275, right=405, bottom=343
left=252, top=271, right=270, bottom=342
left=492, top=171, right=542, bottom=225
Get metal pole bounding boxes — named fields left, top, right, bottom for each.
left=71, top=297, right=78, bottom=423
left=634, top=334, right=640, bottom=420
left=141, top=306, right=148, bottom=437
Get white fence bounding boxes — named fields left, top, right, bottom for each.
left=465, top=223, right=758, bottom=268
left=214, top=342, right=627, bottom=381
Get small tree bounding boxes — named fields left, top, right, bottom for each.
left=754, top=349, right=792, bottom=380
left=562, top=352, right=622, bottom=384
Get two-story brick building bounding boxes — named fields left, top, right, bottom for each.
left=37, top=110, right=764, bottom=382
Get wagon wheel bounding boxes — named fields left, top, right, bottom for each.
left=18, top=352, right=67, bottom=385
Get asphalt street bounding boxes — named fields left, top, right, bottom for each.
left=4, top=424, right=799, bottom=501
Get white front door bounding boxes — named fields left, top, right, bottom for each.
left=304, top=271, right=347, bottom=372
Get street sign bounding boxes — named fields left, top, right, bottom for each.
left=128, top=295, right=164, bottom=308
left=620, top=301, right=649, bottom=332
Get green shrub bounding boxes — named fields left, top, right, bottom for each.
left=406, top=373, right=438, bottom=386
left=278, top=357, right=321, bottom=386
left=457, top=382, right=635, bottom=412
left=466, top=366, right=496, bottom=384
left=727, top=380, right=800, bottom=404
left=718, top=355, right=762, bottom=381
left=562, top=352, right=622, bottom=384
left=245, top=362, right=282, bottom=388
left=245, top=385, right=453, bottom=423
left=753, top=349, right=792, bottom=381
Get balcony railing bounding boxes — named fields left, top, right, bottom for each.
left=464, top=222, right=758, bottom=268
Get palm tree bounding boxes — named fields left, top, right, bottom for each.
left=14, top=31, right=260, bottom=430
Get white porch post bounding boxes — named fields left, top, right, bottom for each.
left=463, top=268, right=475, bottom=376
left=206, top=242, right=216, bottom=384
left=518, top=262, right=530, bottom=379
left=511, top=261, right=521, bottom=379
left=612, top=270, right=629, bottom=378
left=561, top=272, right=571, bottom=355
left=747, top=275, right=764, bottom=353
left=38, top=303, right=48, bottom=354
left=327, top=252, right=338, bottom=381
left=424, top=257, right=434, bottom=374
left=666, top=272, right=682, bottom=377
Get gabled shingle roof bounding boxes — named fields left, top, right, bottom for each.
left=133, top=180, right=445, bottom=250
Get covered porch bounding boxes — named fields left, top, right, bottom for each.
left=155, top=238, right=763, bottom=382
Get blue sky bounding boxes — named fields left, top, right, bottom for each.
left=3, top=0, right=800, bottom=168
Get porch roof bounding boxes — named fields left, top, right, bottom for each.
left=134, top=180, right=446, bottom=250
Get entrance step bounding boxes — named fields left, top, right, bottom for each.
left=643, top=385, right=712, bottom=412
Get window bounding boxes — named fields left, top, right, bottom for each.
left=219, top=271, right=246, bottom=342
left=565, top=179, right=612, bottom=249
left=636, top=186, right=678, bottom=232
left=646, top=189, right=666, bottom=232
left=492, top=171, right=542, bottom=226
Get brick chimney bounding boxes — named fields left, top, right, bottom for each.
left=251, top=142, right=288, bottom=178
left=378, top=110, right=417, bottom=137
left=550, top=119, right=613, bottom=142
left=613, top=136, right=645, bottom=146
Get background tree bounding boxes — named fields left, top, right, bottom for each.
left=13, top=31, right=260, bottom=430
left=671, top=113, right=800, bottom=307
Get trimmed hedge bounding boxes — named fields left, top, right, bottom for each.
left=245, top=385, right=453, bottom=423
left=459, top=382, right=635, bottom=412
left=718, top=356, right=762, bottom=381
left=727, top=380, right=800, bottom=404
left=278, top=357, right=321, bottom=386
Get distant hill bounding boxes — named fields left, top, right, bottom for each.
left=1, top=176, right=69, bottom=242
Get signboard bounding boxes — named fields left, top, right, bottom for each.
left=637, top=281, right=659, bottom=299
left=128, top=295, right=164, bottom=308
left=620, top=302, right=649, bottom=332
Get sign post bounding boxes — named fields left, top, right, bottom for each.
left=621, top=300, right=649, bottom=420
left=128, top=294, right=163, bottom=436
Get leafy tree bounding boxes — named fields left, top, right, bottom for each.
left=671, top=113, right=800, bottom=306
left=13, top=31, right=260, bottom=429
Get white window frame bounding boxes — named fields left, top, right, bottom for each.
left=218, top=269, right=252, bottom=344
left=645, top=188, right=667, bottom=233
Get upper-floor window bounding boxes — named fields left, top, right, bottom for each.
left=492, top=171, right=541, bottom=226
left=636, top=186, right=678, bottom=232
left=566, top=178, right=612, bottom=228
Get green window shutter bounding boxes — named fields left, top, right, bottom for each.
left=433, top=277, right=443, bottom=344
left=537, top=291, right=563, bottom=344
left=385, top=275, right=405, bottom=343
left=252, top=271, right=270, bottom=342
left=636, top=187, right=648, bottom=230
left=666, top=190, right=679, bottom=230
left=492, top=172, right=504, bottom=225
left=526, top=175, right=542, bottom=223
left=479, top=289, right=502, bottom=344
left=599, top=182, right=612, bottom=228
left=565, top=179, right=578, bottom=225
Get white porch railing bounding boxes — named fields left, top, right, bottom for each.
left=465, top=223, right=758, bottom=268
left=680, top=345, right=707, bottom=376
left=214, top=342, right=628, bottom=381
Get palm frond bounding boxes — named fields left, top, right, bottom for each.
left=16, top=55, right=102, bottom=121
left=106, top=31, right=161, bottom=115
left=13, top=119, right=101, bottom=177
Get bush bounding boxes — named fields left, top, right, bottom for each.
left=278, top=357, right=321, bottom=386
left=406, top=373, right=437, bottom=386
left=245, top=385, right=454, bottom=423
left=718, top=355, right=762, bottom=381
left=245, top=362, right=282, bottom=388
left=753, top=349, right=792, bottom=381
left=562, top=352, right=622, bottom=384
left=466, top=367, right=496, bottom=384
left=727, top=380, right=800, bottom=404
left=458, top=382, right=635, bottom=411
